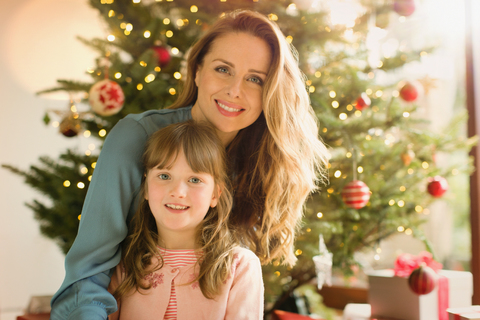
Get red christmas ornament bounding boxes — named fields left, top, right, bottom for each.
left=393, top=0, right=416, bottom=17
left=399, top=82, right=419, bottom=102
left=341, top=180, right=371, bottom=209
left=152, top=46, right=171, bottom=68
left=355, top=93, right=371, bottom=110
left=59, top=115, right=81, bottom=137
left=427, top=176, right=449, bottom=198
left=88, top=79, right=125, bottom=116
left=408, top=265, right=437, bottom=295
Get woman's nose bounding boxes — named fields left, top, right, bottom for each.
left=226, top=76, right=242, bottom=98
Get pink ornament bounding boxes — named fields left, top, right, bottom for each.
left=88, top=79, right=125, bottom=116
left=427, top=176, right=449, bottom=198
left=341, top=180, right=370, bottom=209
left=394, top=0, right=416, bottom=17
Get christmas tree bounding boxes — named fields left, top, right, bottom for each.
left=2, top=0, right=476, bottom=317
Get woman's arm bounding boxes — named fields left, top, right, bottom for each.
left=50, top=117, right=148, bottom=320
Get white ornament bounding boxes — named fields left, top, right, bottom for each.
left=312, top=234, right=333, bottom=290
left=88, top=79, right=125, bottom=116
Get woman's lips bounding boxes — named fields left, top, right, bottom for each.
left=216, top=99, right=244, bottom=117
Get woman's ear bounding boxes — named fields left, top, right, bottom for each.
left=210, top=185, right=222, bottom=208
left=195, top=66, right=201, bottom=87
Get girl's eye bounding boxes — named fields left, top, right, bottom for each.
left=189, top=177, right=201, bottom=184
left=159, top=173, right=170, bottom=180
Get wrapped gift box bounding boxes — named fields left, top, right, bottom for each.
left=368, top=269, right=472, bottom=320
left=447, top=305, right=480, bottom=320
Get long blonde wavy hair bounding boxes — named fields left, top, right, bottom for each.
left=113, top=120, right=235, bottom=299
left=170, top=10, right=329, bottom=266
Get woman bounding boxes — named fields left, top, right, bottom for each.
left=50, top=9, right=328, bottom=320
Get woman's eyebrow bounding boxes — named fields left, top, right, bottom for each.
left=213, top=58, right=268, bottom=75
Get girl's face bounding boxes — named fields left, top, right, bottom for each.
left=145, top=150, right=218, bottom=249
left=191, top=32, right=271, bottom=146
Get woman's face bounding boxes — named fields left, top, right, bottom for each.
left=191, top=32, right=272, bottom=146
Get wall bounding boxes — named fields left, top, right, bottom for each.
left=0, top=1, right=104, bottom=319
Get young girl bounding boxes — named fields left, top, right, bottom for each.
left=51, top=10, right=328, bottom=320
left=108, top=120, right=263, bottom=320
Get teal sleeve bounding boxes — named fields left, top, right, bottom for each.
left=50, top=117, right=148, bottom=320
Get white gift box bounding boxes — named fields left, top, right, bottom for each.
left=447, top=305, right=480, bottom=320
left=368, top=269, right=473, bottom=320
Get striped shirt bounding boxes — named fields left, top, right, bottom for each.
left=158, top=247, right=199, bottom=320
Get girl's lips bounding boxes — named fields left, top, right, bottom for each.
left=215, top=100, right=244, bottom=117
left=164, top=203, right=189, bottom=214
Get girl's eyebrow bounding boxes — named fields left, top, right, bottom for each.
left=212, top=58, right=268, bottom=75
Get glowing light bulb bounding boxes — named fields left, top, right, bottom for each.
left=145, top=74, right=155, bottom=83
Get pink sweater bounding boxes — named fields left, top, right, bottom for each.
left=108, top=247, right=264, bottom=320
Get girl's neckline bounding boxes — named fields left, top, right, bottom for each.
left=156, top=245, right=199, bottom=253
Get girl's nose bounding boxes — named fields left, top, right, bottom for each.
left=170, top=181, right=187, bottom=198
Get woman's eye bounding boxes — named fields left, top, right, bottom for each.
left=189, top=177, right=201, bottom=184
left=249, top=76, right=264, bottom=85
left=159, top=173, right=170, bottom=180
left=215, top=66, right=229, bottom=74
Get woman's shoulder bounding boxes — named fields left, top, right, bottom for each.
left=123, top=106, right=193, bottom=132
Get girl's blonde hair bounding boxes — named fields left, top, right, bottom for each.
left=113, top=120, right=235, bottom=299
left=170, top=10, right=329, bottom=266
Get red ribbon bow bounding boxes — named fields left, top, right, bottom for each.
left=394, top=251, right=443, bottom=278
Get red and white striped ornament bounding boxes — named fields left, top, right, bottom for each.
left=408, top=265, right=437, bottom=295
left=341, top=180, right=371, bottom=209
